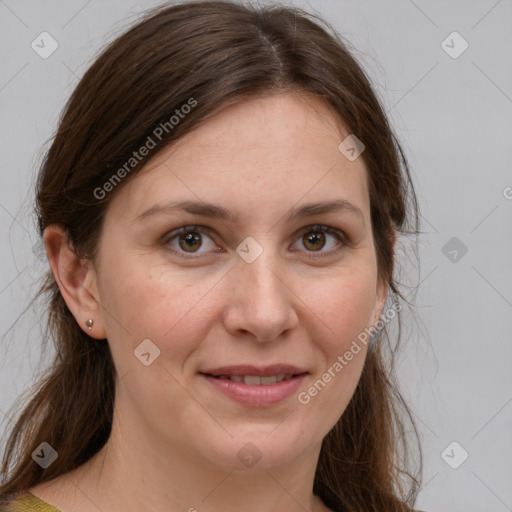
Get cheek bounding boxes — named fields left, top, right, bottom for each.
left=305, top=264, right=378, bottom=350
left=96, top=255, right=220, bottom=366
left=297, top=269, right=376, bottom=432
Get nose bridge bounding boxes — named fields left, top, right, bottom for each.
left=243, top=244, right=282, bottom=297
left=239, top=239, right=285, bottom=306
left=224, top=237, right=298, bottom=341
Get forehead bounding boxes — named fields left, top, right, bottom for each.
left=179, top=92, right=344, bottom=145
left=108, top=93, right=370, bottom=225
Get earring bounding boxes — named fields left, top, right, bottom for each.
left=85, top=319, right=94, bottom=330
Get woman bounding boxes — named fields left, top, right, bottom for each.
left=0, top=1, right=424, bottom=511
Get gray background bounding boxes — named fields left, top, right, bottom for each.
left=1, top=1, right=511, bottom=511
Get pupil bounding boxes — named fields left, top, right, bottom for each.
left=179, top=232, right=201, bottom=252
left=304, top=232, right=325, bottom=251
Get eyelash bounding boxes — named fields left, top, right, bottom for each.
left=163, top=224, right=348, bottom=260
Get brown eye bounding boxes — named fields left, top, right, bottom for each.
left=166, top=226, right=218, bottom=256
left=165, top=224, right=345, bottom=260
left=293, top=225, right=345, bottom=257
left=302, top=231, right=326, bottom=251
left=178, top=231, right=203, bottom=252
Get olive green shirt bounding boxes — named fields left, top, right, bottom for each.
left=6, top=493, right=429, bottom=511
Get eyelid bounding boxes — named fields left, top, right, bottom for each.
left=163, top=224, right=348, bottom=259
left=162, top=225, right=220, bottom=256
left=292, top=224, right=348, bottom=258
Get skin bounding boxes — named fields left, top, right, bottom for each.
left=33, top=92, right=388, bottom=512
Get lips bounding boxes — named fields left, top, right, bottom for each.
left=213, top=374, right=294, bottom=385
left=201, top=364, right=307, bottom=376
left=199, top=364, right=308, bottom=383
left=199, top=364, right=309, bottom=406
left=199, top=364, right=308, bottom=377
left=200, top=372, right=308, bottom=406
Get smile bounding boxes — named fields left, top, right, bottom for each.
left=211, top=374, right=295, bottom=385
left=199, top=372, right=308, bottom=407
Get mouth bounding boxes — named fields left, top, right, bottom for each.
left=199, top=364, right=308, bottom=382
left=201, top=373, right=303, bottom=385
left=198, top=364, right=309, bottom=406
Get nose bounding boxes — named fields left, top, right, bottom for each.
left=222, top=246, right=299, bottom=342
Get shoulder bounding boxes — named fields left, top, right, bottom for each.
left=1, top=493, right=61, bottom=512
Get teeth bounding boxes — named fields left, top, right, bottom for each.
left=244, top=375, right=261, bottom=385
left=215, top=374, right=294, bottom=385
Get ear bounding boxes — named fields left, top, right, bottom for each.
left=370, top=279, right=389, bottom=328
left=369, top=229, right=396, bottom=327
left=43, top=224, right=106, bottom=339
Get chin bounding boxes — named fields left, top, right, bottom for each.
left=204, top=430, right=315, bottom=472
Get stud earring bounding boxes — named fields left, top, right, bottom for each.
left=85, top=319, right=94, bottom=330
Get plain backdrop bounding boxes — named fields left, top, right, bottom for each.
left=1, top=1, right=511, bottom=511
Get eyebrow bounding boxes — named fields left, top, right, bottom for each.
left=134, top=199, right=365, bottom=225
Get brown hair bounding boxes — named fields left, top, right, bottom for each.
left=0, top=1, right=422, bottom=510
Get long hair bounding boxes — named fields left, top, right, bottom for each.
left=0, top=2, right=422, bottom=510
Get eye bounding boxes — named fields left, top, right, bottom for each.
left=164, top=226, right=220, bottom=256
left=291, top=224, right=346, bottom=258
left=163, top=224, right=346, bottom=259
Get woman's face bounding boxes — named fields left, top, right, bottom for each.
left=90, top=93, right=387, bottom=471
